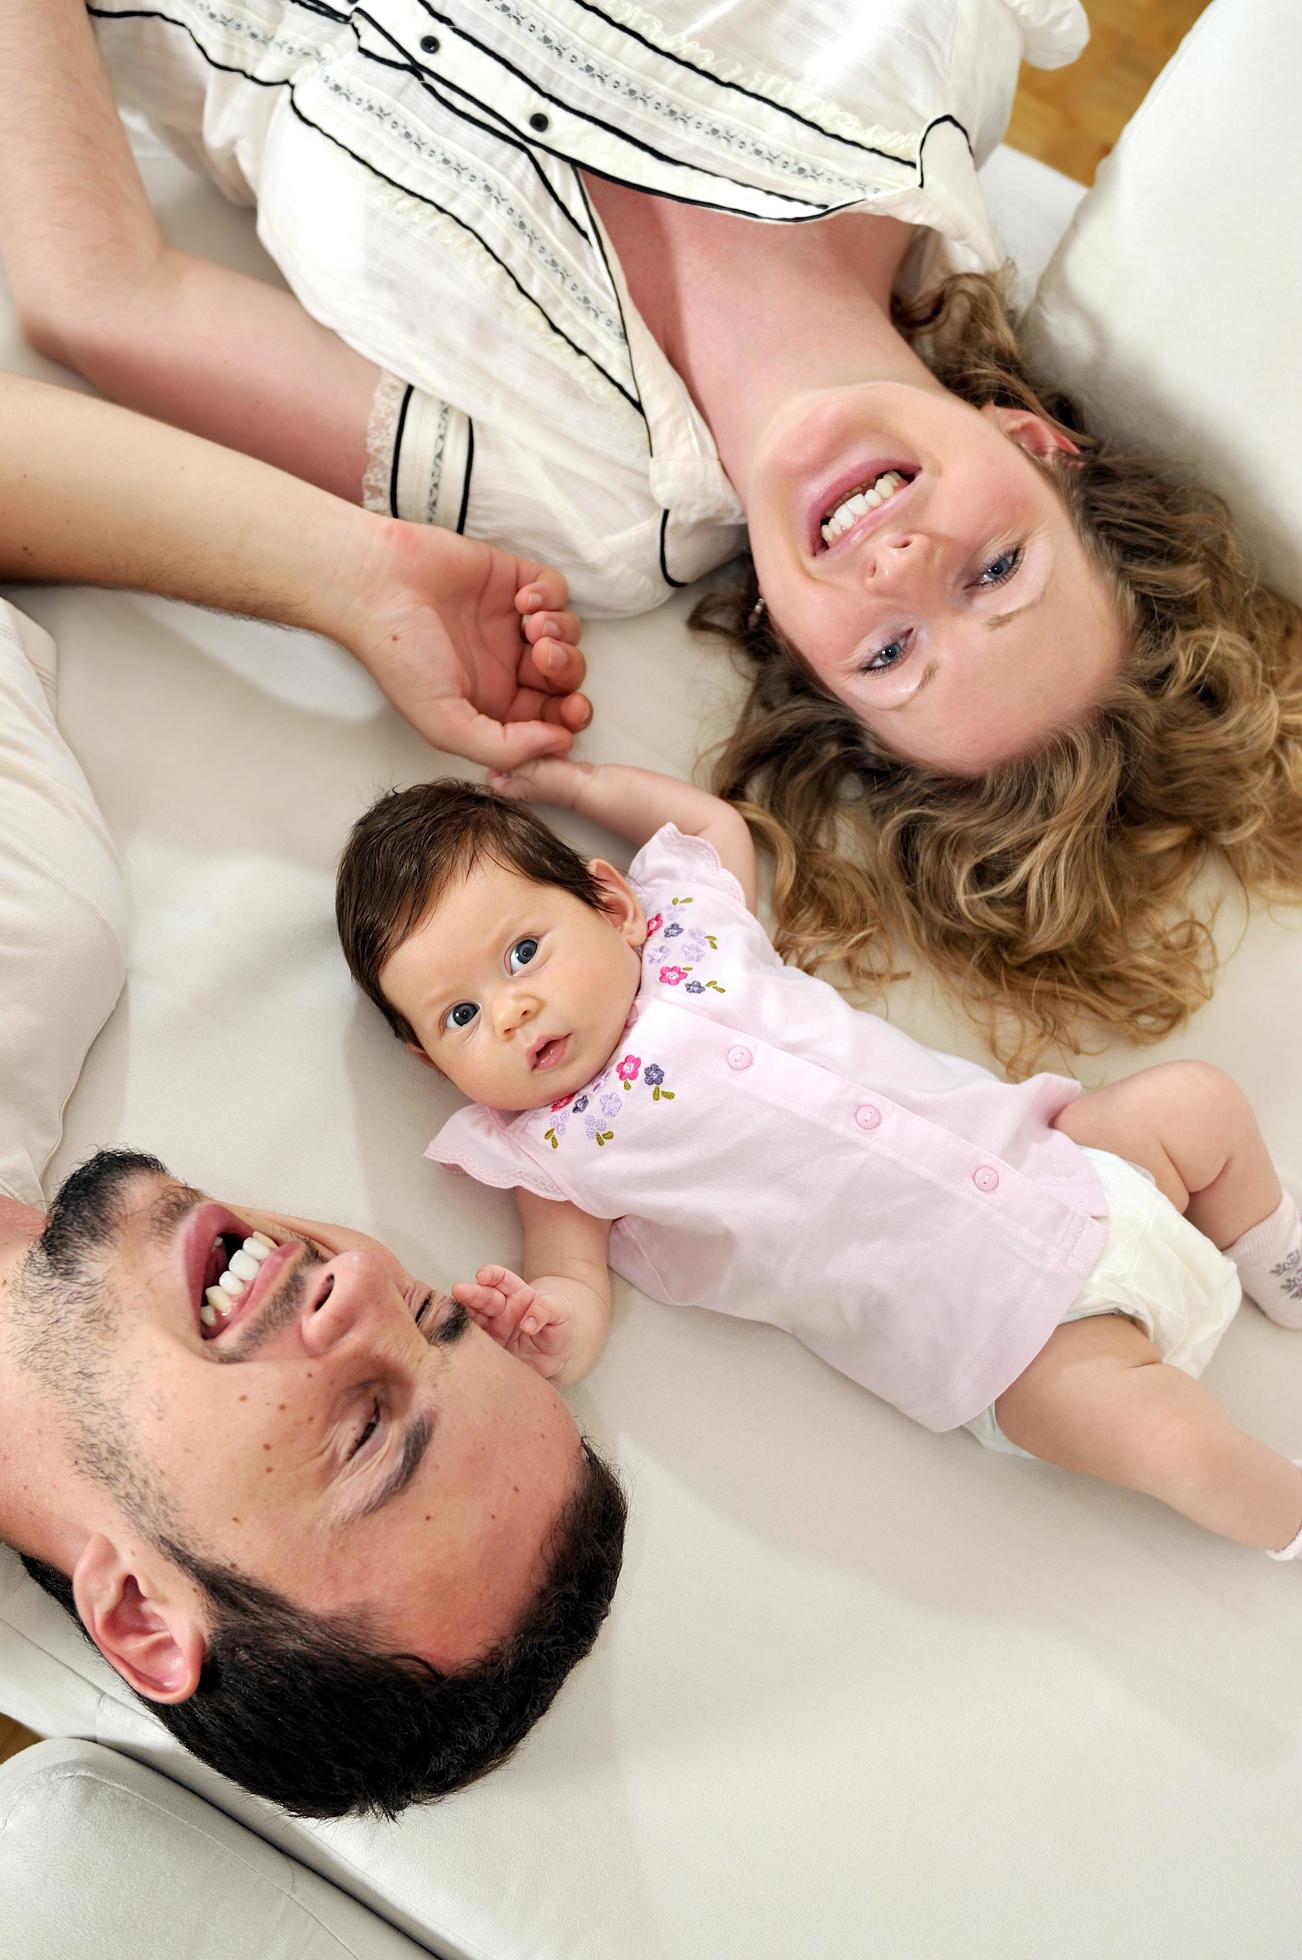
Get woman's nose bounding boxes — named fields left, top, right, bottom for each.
left=861, top=532, right=921, bottom=582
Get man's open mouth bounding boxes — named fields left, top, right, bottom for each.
left=183, top=1204, right=297, bottom=1343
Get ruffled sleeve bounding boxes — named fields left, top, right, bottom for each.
left=1003, top=0, right=1089, bottom=69
left=425, top=1101, right=569, bottom=1203
left=627, top=823, right=749, bottom=912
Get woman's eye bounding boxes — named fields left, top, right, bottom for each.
left=448, top=1001, right=478, bottom=1029
left=976, top=545, right=1023, bottom=589
left=349, top=1397, right=381, bottom=1461
left=509, top=937, right=539, bottom=973
left=861, top=634, right=910, bottom=675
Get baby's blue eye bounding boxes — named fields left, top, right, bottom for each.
left=509, top=937, right=539, bottom=973
left=448, top=1001, right=478, bottom=1029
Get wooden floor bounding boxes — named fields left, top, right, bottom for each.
left=0, top=1711, right=39, bottom=1768
left=0, top=0, right=1212, bottom=1784
left=1007, top=0, right=1210, bottom=183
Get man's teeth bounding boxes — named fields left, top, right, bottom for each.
left=200, top=1231, right=275, bottom=1327
left=820, top=470, right=908, bottom=544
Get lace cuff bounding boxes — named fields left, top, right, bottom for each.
left=361, top=371, right=472, bottom=529
left=361, top=369, right=411, bottom=515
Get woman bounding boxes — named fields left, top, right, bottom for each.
left=5, top=0, right=1300, bottom=1068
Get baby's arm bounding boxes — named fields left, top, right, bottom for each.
left=454, top=1193, right=613, bottom=1385
left=489, top=757, right=758, bottom=909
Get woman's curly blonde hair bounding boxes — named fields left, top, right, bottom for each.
left=693, top=272, right=1302, bottom=1076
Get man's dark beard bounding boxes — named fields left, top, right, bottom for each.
left=13, top=1148, right=178, bottom=1535
left=33, top=1146, right=171, bottom=1285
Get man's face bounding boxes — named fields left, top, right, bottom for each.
left=14, top=1153, right=582, bottom=1670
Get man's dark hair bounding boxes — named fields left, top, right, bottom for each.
left=20, top=1437, right=625, bottom=1819
left=336, top=779, right=606, bottom=1044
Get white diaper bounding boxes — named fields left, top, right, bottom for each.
left=966, top=1147, right=1243, bottom=1457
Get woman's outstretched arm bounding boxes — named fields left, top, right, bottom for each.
left=0, top=0, right=378, bottom=501
left=0, top=372, right=590, bottom=766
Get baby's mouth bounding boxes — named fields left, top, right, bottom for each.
left=530, top=1034, right=571, bottom=1072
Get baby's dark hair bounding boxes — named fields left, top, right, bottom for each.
left=336, top=779, right=605, bottom=1043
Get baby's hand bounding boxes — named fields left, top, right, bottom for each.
left=487, top=755, right=594, bottom=811
left=453, top=1264, right=580, bottom=1381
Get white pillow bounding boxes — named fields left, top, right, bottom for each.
left=1024, top=0, right=1302, bottom=604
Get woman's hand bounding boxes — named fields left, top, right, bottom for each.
left=327, top=515, right=592, bottom=767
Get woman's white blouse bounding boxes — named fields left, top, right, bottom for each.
left=92, top=0, right=1086, bottom=613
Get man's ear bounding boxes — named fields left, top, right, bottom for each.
left=71, top=1533, right=206, bottom=1705
left=980, top=402, right=1081, bottom=464
left=587, top=859, right=646, bottom=948
left=404, top=1041, right=441, bottom=1072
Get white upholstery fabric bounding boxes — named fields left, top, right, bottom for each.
left=0, top=1740, right=432, bottom=1959
left=3, top=74, right=1302, bottom=1959
left=1024, top=0, right=1302, bottom=605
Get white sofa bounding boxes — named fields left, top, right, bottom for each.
left=4, top=3, right=1302, bottom=1953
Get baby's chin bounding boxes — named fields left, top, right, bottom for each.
left=511, top=1022, right=634, bottom=1113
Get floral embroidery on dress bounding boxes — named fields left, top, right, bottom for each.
left=642, top=892, right=727, bottom=993
left=541, top=1054, right=676, bottom=1148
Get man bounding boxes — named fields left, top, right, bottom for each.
left=0, top=1151, right=625, bottom=1819
left=0, top=431, right=620, bottom=1816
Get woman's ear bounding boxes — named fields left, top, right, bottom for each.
left=980, top=402, right=1081, bottom=463
left=72, top=1533, right=206, bottom=1704
left=587, top=859, right=646, bottom=948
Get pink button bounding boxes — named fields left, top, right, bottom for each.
left=854, top=1104, right=882, bottom=1131
left=973, top=1165, right=1000, bottom=1193
left=726, top=1045, right=753, bottom=1071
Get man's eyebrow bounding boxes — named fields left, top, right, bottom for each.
left=346, top=1411, right=435, bottom=1525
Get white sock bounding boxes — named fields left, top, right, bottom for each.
left=1268, top=1463, right=1302, bottom=1561
left=1226, top=1193, right=1302, bottom=1330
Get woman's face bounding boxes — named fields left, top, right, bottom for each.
left=744, top=385, right=1125, bottom=775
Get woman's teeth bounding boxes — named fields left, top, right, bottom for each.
left=200, top=1231, right=275, bottom=1328
left=820, top=470, right=908, bottom=545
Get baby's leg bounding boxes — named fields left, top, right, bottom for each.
left=995, top=1313, right=1302, bottom=1552
left=1056, top=1064, right=1302, bottom=1325
left=1055, top=1061, right=1276, bottom=1241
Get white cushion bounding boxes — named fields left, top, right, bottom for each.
left=1024, top=0, right=1302, bottom=604
left=0, top=1739, right=429, bottom=1959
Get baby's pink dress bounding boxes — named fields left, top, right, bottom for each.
left=428, top=826, right=1108, bottom=1431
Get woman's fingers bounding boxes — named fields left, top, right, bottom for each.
left=518, top=630, right=587, bottom=696
left=522, top=608, right=582, bottom=647
left=515, top=567, right=570, bottom=615
left=507, top=675, right=593, bottom=732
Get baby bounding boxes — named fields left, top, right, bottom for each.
left=336, top=761, right=1302, bottom=1559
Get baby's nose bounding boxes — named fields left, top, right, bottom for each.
left=495, top=989, right=539, bottom=1036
